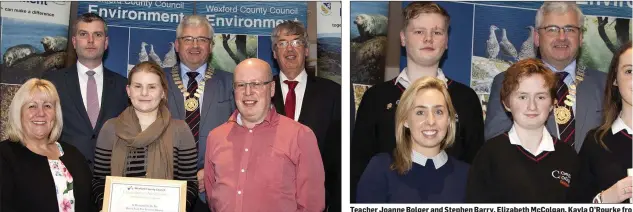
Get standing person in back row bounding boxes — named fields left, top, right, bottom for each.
left=43, top=13, right=128, bottom=170
left=351, top=1, right=484, bottom=201
left=165, top=15, right=236, bottom=211
left=484, top=2, right=606, bottom=152
left=270, top=20, right=341, bottom=211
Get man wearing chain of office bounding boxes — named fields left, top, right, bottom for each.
left=484, top=2, right=606, bottom=152
left=165, top=14, right=236, bottom=211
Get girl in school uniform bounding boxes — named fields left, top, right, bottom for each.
left=466, top=58, right=578, bottom=203
left=572, top=41, right=633, bottom=203
left=356, top=77, right=470, bottom=203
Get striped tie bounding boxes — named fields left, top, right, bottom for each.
left=555, top=72, right=575, bottom=146
left=86, top=70, right=99, bottom=129
left=185, top=72, right=200, bottom=145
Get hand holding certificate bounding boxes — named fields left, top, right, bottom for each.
left=102, top=176, right=187, bottom=212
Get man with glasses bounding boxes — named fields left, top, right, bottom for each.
left=485, top=2, right=606, bottom=152
left=165, top=14, right=236, bottom=211
left=203, top=58, right=325, bottom=212
left=270, top=20, right=341, bottom=211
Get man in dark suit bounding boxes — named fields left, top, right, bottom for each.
left=485, top=2, right=606, bottom=152
left=43, top=13, right=128, bottom=169
left=270, top=20, right=341, bottom=212
left=165, top=15, right=235, bottom=212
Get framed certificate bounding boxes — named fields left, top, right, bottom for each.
left=103, top=176, right=187, bottom=212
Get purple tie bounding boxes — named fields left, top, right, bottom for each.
left=86, top=70, right=99, bottom=128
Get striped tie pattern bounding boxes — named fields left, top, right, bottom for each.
left=555, top=72, right=575, bottom=146
left=86, top=70, right=99, bottom=129
left=185, top=72, right=200, bottom=145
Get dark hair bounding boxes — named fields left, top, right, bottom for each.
left=500, top=58, right=557, bottom=108
left=595, top=41, right=632, bottom=150
left=128, top=61, right=169, bottom=106
left=402, top=2, right=450, bottom=30
left=73, top=13, right=108, bottom=36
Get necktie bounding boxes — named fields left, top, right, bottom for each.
left=185, top=72, right=200, bottom=145
left=284, top=80, right=298, bottom=120
left=555, top=72, right=575, bottom=145
left=86, top=70, right=99, bottom=129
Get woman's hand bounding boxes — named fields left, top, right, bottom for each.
left=600, top=176, right=633, bottom=203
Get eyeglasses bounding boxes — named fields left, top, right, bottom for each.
left=178, top=36, right=213, bottom=45
left=233, top=80, right=273, bottom=90
left=276, top=39, right=305, bottom=48
left=537, top=25, right=581, bottom=37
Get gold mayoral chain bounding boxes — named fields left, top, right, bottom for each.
left=554, top=64, right=585, bottom=125
left=171, top=65, right=215, bottom=112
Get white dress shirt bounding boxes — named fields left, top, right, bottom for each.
left=411, top=150, right=449, bottom=169
left=395, top=67, right=448, bottom=89
left=76, top=61, right=104, bottom=109
left=611, top=112, right=632, bottom=135
left=279, top=70, right=308, bottom=121
left=508, top=125, right=556, bottom=156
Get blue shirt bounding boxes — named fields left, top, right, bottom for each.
left=180, top=63, right=208, bottom=110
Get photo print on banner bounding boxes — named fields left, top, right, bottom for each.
left=316, top=2, right=342, bottom=84
left=0, top=1, right=71, bottom=140
left=350, top=1, right=389, bottom=113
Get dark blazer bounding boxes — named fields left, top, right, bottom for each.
left=272, top=74, right=341, bottom=212
left=484, top=66, right=606, bottom=152
left=42, top=64, right=129, bottom=168
left=0, top=140, right=95, bottom=212
left=166, top=65, right=236, bottom=169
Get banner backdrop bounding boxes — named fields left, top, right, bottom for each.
left=396, top=1, right=632, bottom=119
left=78, top=1, right=195, bottom=78
left=195, top=2, right=307, bottom=75
left=77, top=1, right=308, bottom=77
left=0, top=1, right=71, bottom=140
left=316, top=2, right=342, bottom=84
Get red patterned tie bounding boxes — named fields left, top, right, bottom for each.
left=284, top=80, right=298, bottom=120
left=555, top=72, right=575, bottom=145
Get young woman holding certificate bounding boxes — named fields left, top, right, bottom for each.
left=356, top=77, right=470, bottom=203
left=571, top=41, right=633, bottom=203
left=466, top=59, right=578, bottom=202
left=92, top=61, right=198, bottom=211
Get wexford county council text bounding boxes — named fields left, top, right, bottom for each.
left=349, top=207, right=633, bottom=212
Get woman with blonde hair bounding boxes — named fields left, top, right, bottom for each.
left=572, top=41, right=632, bottom=203
left=356, top=76, right=469, bottom=203
left=0, top=78, right=94, bottom=212
left=91, top=61, right=198, bottom=211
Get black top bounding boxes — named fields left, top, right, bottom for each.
left=0, top=139, right=95, bottom=212
left=570, top=128, right=632, bottom=202
left=465, top=133, right=579, bottom=203
left=351, top=77, right=484, bottom=201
